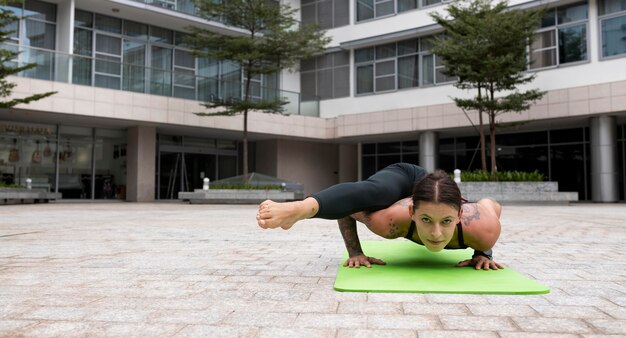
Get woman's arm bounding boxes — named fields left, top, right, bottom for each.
left=461, top=199, right=502, bottom=251
left=457, top=199, right=504, bottom=270
left=338, top=216, right=386, bottom=268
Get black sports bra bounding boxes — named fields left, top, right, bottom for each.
left=404, top=221, right=468, bottom=249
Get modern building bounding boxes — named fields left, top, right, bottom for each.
left=0, top=0, right=624, bottom=202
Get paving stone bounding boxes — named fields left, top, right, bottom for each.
left=337, top=301, right=403, bottom=315
left=419, top=331, right=499, bottom=338
left=512, top=317, right=593, bottom=334
left=337, top=328, right=417, bottom=337
left=402, top=303, right=470, bottom=316
left=258, top=327, right=337, bottom=338
left=221, top=311, right=298, bottom=327
left=467, top=304, right=538, bottom=316
left=366, top=314, right=441, bottom=330
left=440, top=315, right=517, bottom=331
left=499, top=333, right=579, bottom=338
left=294, top=313, right=368, bottom=329
left=0, top=203, right=624, bottom=336
left=531, top=305, right=610, bottom=319
left=586, top=319, right=626, bottom=334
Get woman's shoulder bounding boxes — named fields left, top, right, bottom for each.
left=461, top=199, right=502, bottom=250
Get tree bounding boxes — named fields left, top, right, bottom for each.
left=187, top=0, right=330, bottom=179
left=430, top=0, right=545, bottom=175
left=0, top=0, right=56, bottom=108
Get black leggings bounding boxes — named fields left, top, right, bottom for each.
left=309, top=163, right=427, bottom=219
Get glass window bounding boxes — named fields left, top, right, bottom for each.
left=559, top=25, right=587, bottom=64
left=601, top=15, right=626, bottom=57
left=74, top=9, right=92, bottom=28
left=397, top=0, right=417, bottom=13
left=398, top=55, right=418, bottom=89
left=398, top=38, right=418, bottom=56
left=531, top=3, right=588, bottom=68
left=334, top=0, right=349, bottom=27
left=124, top=21, right=148, bottom=40
left=376, top=0, right=395, bottom=17
left=301, top=51, right=350, bottom=100
left=174, top=32, right=190, bottom=47
left=24, top=20, right=55, bottom=49
left=150, top=26, right=173, bottom=44
left=598, top=0, right=626, bottom=15
left=356, top=65, right=374, bottom=94
left=25, top=0, right=56, bottom=22
left=73, top=28, right=92, bottom=56
left=175, top=49, right=194, bottom=68
left=123, top=40, right=146, bottom=93
left=378, top=142, right=401, bottom=154
left=421, top=54, right=434, bottom=85
left=557, top=3, right=587, bottom=24
left=376, top=43, right=396, bottom=59
left=355, top=47, right=374, bottom=63
left=357, top=0, right=374, bottom=21
left=95, top=14, right=122, bottom=34
left=96, top=34, right=121, bottom=55
left=423, top=0, right=442, bottom=6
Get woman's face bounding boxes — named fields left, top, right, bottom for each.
left=409, top=201, right=461, bottom=252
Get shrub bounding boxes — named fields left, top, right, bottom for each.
left=209, top=183, right=282, bottom=190
left=0, top=183, right=23, bottom=189
left=459, top=170, right=545, bottom=182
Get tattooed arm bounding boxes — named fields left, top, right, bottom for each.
left=456, top=199, right=504, bottom=270
left=338, top=216, right=386, bottom=268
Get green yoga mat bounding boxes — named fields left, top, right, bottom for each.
left=334, top=241, right=549, bottom=295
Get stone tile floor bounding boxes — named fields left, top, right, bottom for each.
left=0, top=202, right=625, bottom=337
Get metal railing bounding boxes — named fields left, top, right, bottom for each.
left=129, top=0, right=199, bottom=17
left=4, top=43, right=319, bottom=116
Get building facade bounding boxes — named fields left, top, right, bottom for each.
left=0, top=0, right=625, bottom=202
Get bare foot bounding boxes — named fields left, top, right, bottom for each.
left=257, top=198, right=318, bottom=230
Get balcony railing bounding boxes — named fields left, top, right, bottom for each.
left=4, top=44, right=319, bottom=117
left=129, top=0, right=198, bottom=17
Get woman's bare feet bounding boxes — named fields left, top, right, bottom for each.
left=256, top=198, right=319, bottom=230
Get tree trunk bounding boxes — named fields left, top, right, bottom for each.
left=242, top=65, right=252, bottom=183
left=243, top=109, right=248, bottom=183
left=489, top=112, right=497, bottom=176
left=489, top=83, right=497, bottom=177
left=478, top=86, right=487, bottom=172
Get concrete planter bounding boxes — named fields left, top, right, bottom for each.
left=0, top=188, right=62, bottom=205
left=457, top=181, right=578, bottom=204
left=179, top=189, right=295, bottom=204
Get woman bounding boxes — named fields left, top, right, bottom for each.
left=257, top=164, right=503, bottom=270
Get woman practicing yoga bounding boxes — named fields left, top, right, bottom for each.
left=257, top=163, right=504, bottom=270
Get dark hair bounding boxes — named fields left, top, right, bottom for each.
left=412, top=170, right=462, bottom=211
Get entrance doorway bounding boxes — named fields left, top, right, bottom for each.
left=156, top=139, right=238, bottom=199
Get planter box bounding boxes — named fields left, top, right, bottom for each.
left=457, top=182, right=578, bottom=204
left=0, top=188, right=62, bottom=205
left=179, top=189, right=295, bottom=204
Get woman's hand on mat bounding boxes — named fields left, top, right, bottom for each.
left=344, top=255, right=386, bottom=268
left=456, top=256, right=505, bottom=270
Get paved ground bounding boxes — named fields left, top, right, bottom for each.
left=0, top=202, right=625, bottom=337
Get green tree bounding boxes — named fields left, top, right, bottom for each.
left=0, top=0, right=56, bottom=108
left=430, top=0, right=545, bottom=175
left=187, top=0, right=330, bottom=179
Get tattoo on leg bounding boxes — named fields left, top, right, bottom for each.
left=388, top=223, right=401, bottom=238
left=461, top=204, right=481, bottom=225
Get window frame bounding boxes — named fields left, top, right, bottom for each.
left=529, top=3, right=590, bottom=70
left=598, top=4, right=626, bottom=60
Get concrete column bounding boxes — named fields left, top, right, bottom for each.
left=127, top=126, right=156, bottom=202
left=55, top=0, right=74, bottom=83
left=419, top=131, right=439, bottom=173
left=590, top=116, right=618, bottom=202
left=338, top=144, right=358, bottom=183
